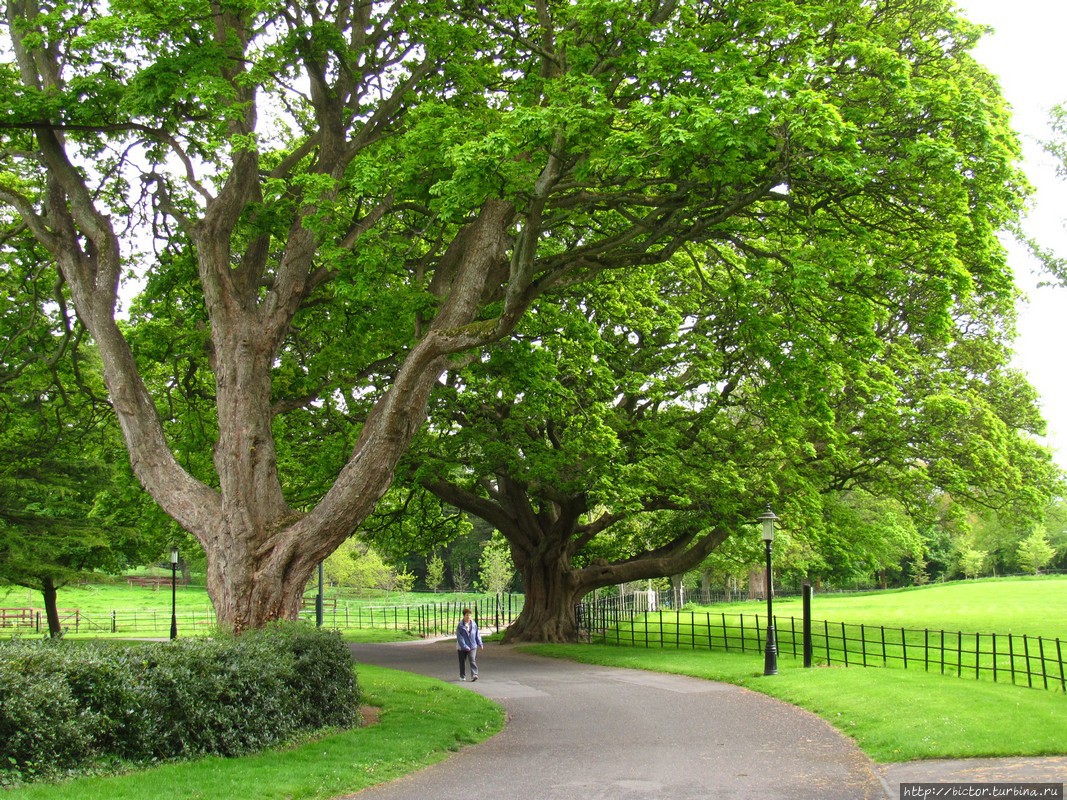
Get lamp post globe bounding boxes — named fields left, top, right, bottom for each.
left=757, top=506, right=779, bottom=676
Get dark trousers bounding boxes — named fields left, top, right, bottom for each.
left=458, top=648, right=478, bottom=678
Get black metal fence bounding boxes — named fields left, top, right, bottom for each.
left=296, top=594, right=522, bottom=636
left=0, top=608, right=221, bottom=635
left=0, top=594, right=523, bottom=638
left=577, top=596, right=1067, bottom=692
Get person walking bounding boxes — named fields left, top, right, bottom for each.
left=456, top=607, right=484, bottom=681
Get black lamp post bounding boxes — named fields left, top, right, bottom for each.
left=758, top=505, right=778, bottom=676
left=169, top=546, right=179, bottom=640
left=316, top=561, right=324, bottom=627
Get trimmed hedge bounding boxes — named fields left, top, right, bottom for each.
left=0, top=623, right=360, bottom=785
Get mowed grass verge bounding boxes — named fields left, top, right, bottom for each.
left=5, top=665, right=505, bottom=800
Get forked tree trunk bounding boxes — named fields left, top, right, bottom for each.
left=201, top=535, right=304, bottom=632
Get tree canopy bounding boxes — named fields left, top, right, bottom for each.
left=0, top=0, right=1052, bottom=631
left=386, top=239, right=1056, bottom=640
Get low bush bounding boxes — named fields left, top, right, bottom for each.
left=0, top=623, right=360, bottom=785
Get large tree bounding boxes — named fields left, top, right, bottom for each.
left=389, top=248, right=1056, bottom=641
left=0, top=0, right=1039, bottom=631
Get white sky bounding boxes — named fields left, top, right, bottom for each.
left=954, top=0, right=1067, bottom=469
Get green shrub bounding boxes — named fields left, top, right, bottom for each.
left=61, top=644, right=151, bottom=758
left=0, top=623, right=361, bottom=784
left=258, top=622, right=362, bottom=730
left=0, top=642, right=96, bottom=782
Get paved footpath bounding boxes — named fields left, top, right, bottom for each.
left=345, top=640, right=1066, bottom=800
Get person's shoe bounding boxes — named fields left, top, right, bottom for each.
left=459, top=676, right=466, bottom=681
left=471, top=675, right=478, bottom=682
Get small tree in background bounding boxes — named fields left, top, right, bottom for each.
left=908, top=552, right=931, bottom=586
left=959, top=547, right=988, bottom=580
left=426, top=552, right=446, bottom=593
left=477, top=536, right=515, bottom=595
left=322, top=538, right=411, bottom=595
left=451, top=564, right=471, bottom=594
left=1016, top=528, right=1055, bottom=575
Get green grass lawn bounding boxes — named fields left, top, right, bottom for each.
left=0, top=582, right=507, bottom=616
left=5, top=665, right=505, bottom=800
left=0, top=582, right=510, bottom=639
left=703, top=575, right=1067, bottom=639
left=0, top=582, right=216, bottom=615
left=596, top=577, right=1067, bottom=692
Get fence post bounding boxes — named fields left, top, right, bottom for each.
left=1023, top=636, right=1033, bottom=688
left=992, top=634, right=997, bottom=683
left=802, top=583, right=813, bottom=668
left=1057, top=639, right=1065, bottom=693
left=1038, top=637, right=1048, bottom=690
left=1009, top=635, right=1016, bottom=684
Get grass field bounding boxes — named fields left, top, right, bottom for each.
left=0, top=582, right=506, bottom=615
left=0, top=582, right=510, bottom=639
left=749, top=576, right=1067, bottom=640
left=596, top=577, right=1067, bottom=691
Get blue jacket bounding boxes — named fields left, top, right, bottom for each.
left=456, top=618, right=483, bottom=651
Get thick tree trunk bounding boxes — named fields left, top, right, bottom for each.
left=504, top=552, right=584, bottom=643
left=429, top=473, right=737, bottom=644
left=204, top=540, right=309, bottom=632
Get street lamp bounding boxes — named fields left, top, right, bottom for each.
left=169, top=546, right=179, bottom=640
left=316, top=561, right=324, bottom=627
left=758, top=505, right=779, bottom=676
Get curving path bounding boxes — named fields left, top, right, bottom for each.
left=345, top=639, right=886, bottom=799
left=345, top=640, right=1066, bottom=799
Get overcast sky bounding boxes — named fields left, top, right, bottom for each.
left=954, top=0, right=1067, bottom=468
